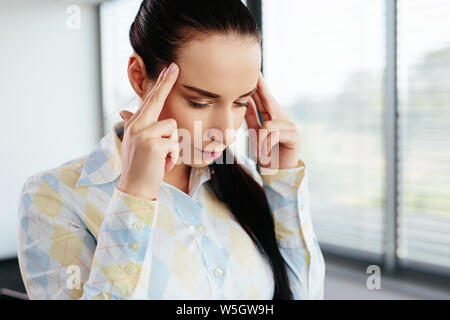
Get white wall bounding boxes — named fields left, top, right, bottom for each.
left=100, top=0, right=142, bottom=132
left=0, top=0, right=103, bottom=259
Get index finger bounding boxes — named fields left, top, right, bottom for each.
left=128, top=65, right=167, bottom=125
left=136, top=62, right=179, bottom=128
left=256, top=72, right=276, bottom=110
left=252, top=90, right=271, bottom=122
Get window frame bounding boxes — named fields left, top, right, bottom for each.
left=248, top=0, right=450, bottom=281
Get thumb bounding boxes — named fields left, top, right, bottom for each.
left=120, top=110, right=134, bottom=121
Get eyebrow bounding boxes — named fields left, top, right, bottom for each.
left=182, top=84, right=257, bottom=99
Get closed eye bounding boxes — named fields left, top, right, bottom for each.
left=235, top=101, right=250, bottom=108
left=188, top=101, right=209, bottom=108
left=188, top=100, right=249, bottom=108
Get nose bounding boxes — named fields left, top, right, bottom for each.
left=209, top=108, right=236, bottom=146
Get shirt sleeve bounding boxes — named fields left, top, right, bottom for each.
left=17, top=174, right=159, bottom=300
left=260, top=160, right=326, bottom=300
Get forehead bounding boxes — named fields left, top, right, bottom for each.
left=175, top=35, right=261, bottom=98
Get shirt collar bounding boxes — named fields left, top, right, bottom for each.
left=75, top=120, right=217, bottom=189
left=75, top=121, right=124, bottom=187
left=188, top=163, right=212, bottom=197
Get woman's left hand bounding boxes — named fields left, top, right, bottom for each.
left=245, top=72, right=302, bottom=170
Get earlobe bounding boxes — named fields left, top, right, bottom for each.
left=127, top=53, right=147, bottom=99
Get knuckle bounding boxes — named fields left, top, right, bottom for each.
left=171, top=145, right=180, bottom=156
left=272, top=129, right=280, bottom=137
left=149, top=92, right=161, bottom=104
left=137, top=129, right=150, bottom=141
left=262, top=121, right=272, bottom=130
left=142, top=92, right=152, bottom=105
left=166, top=118, right=177, bottom=128
left=123, top=121, right=130, bottom=133
left=141, top=129, right=155, bottom=142
left=142, top=137, right=158, bottom=152
left=127, top=124, right=139, bottom=136
left=147, top=121, right=159, bottom=132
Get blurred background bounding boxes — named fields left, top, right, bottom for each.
left=0, top=0, right=449, bottom=299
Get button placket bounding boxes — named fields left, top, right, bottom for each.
left=172, top=181, right=225, bottom=298
left=189, top=167, right=212, bottom=198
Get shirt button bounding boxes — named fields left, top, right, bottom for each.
left=195, top=224, right=205, bottom=234
left=301, top=202, right=306, bottom=211
left=213, top=267, right=224, bottom=278
left=131, top=221, right=143, bottom=231
left=125, top=264, right=136, bottom=274
left=129, top=242, right=140, bottom=252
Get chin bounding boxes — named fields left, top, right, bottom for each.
left=187, top=159, right=214, bottom=168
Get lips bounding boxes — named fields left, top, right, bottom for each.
left=197, top=149, right=223, bottom=160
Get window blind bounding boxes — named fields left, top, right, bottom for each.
left=397, top=0, right=450, bottom=272
left=262, top=0, right=387, bottom=256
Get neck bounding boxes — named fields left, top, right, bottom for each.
left=163, top=162, right=191, bottom=195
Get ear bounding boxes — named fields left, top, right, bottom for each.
left=127, top=52, right=150, bottom=99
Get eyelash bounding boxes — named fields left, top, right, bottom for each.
left=189, top=101, right=249, bottom=109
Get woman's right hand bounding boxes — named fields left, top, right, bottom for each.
left=116, top=63, right=180, bottom=201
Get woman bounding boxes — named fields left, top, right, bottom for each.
left=17, top=0, right=325, bottom=300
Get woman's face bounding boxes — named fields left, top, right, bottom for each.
left=156, top=35, right=262, bottom=167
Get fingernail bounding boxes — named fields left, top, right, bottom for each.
left=168, top=62, right=178, bottom=74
